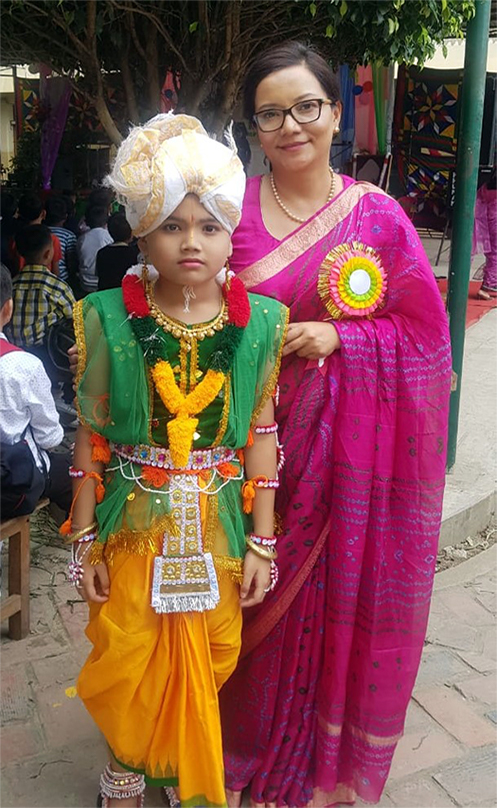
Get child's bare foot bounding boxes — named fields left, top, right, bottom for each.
left=226, top=789, right=242, bottom=807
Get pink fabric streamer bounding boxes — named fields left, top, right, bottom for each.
left=221, top=176, right=451, bottom=806
left=39, top=65, right=71, bottom=190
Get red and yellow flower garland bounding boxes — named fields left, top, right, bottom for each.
left=122, top=266, right=251, bottom=467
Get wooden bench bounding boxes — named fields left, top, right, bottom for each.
left=0, top=498, right=49, bottom=639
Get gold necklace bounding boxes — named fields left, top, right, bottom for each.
left=270, top=166, right=335, bottom=223
left=145, top=284, right=228, bottom=342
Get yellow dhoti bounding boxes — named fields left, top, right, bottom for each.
left=77, top=550, right=241, bottom=807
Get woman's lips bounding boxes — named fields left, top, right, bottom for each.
left=279, top=141, right=308, bottom=151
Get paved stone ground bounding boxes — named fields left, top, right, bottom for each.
left=1, top=514, right=496, bottom=808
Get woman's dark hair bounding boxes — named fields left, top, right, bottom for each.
left=108, top=212, right=132, bottom=243
left=243, top=40, right=341, bottom=122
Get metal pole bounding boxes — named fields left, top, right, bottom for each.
left=446, top=0, right=491, bottom=470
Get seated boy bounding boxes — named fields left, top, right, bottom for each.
left=9, top=225, right=76, bottom=408
left=0, top=264, right=72, bottom=518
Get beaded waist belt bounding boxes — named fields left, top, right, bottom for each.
left=111, top=442, right=238, bottom=615
left=110, top=442, right=236, bottom=471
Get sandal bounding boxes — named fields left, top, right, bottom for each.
left=97, top=764, right=146, bottom=807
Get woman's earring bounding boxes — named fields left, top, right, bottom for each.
left=333, top=126, right=340, bottom=135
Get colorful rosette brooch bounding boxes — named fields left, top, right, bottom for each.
left=317, top=241, right=386, bottom=319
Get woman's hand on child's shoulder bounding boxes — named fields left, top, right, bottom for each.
left=240, top=551, right=271, bottom=608
left=78, top=558, right=110, bottom=603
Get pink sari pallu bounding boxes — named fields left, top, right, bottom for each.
left=220, top=178, right=451, bottom=806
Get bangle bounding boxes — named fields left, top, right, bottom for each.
left=69, top=466, right=86, bottom=478
left=254, top=423, right=278, bottom=435
left=64, top=522, right=98, bottom=545
left=246, top=537, right=278, bottom=560
left=248, top=533, right=277, bottom=547
left=264, top=560, right=279, bottom=593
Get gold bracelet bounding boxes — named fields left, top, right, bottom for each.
left=246, top=538, right=278, bottom=561
left=64, top=522, right=98, bottom=545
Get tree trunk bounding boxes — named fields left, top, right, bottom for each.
left=146, top=29, right=161, bottom=116
left=94, top=89, right=123, bottom=146
left=120, top=54, right=140, bottom=124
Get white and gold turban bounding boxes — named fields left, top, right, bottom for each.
left=105, top=113, right=246, bottom=237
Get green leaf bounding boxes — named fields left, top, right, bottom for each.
left=339, top=0, right=347, bottom=17
left=309, top=3, right=317, bottom=18
left=441, top=0, right=447, bottom=9
left=387, top=17, right=395, bottom=35
left=325, top=23, right=334, bottom=37
left=189, top=21, right=199, bottom=33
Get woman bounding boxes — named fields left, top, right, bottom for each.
left=220, top=41, right=452, bottom=807
left=473, top=165, right=497, bottom=300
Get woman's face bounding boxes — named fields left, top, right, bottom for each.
left=254, top=64, right=341, bottom=173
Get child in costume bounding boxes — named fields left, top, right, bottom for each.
left=65, top=113, right=288, bottom=808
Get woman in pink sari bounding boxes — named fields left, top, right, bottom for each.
left=221, top=42, right=452, bottom=807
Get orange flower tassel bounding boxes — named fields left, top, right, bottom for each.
left=90, top=433, right=111, bottom=464
left=142, top=465, right=170, bottom=488
left=246, top=428, right=254, bottom=448
left=236, top=448, right=245, bottom=465
left=60, top=517, right=72, bottom=536
left=242, top=479, right=256, bottom=514
left=217, top=462, right=240, bottom=478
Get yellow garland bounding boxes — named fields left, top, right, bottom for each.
left=151, top=359, right=225, bottom=466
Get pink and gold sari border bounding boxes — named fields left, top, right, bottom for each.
left=318, top=714, right=403, bottom=747
left=238, top=181, right=386, bottom=290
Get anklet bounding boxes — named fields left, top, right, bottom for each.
left=99, top=763, right=145, bottom=805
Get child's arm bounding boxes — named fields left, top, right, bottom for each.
left=240, top=396, right=277, bottom=608
left=71, top=424, right=109, bottom=603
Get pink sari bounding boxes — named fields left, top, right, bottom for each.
left=220, top=176, right=452, bottom=806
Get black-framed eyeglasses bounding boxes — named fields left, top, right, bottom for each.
left=253, top=98, right=333, bottom=132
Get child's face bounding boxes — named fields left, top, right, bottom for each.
left=138, top=195, right=233, bottom=287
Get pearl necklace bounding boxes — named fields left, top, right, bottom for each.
left=270, top=166, right=335, bottom=223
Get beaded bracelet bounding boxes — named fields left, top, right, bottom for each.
left=248, top=532, right=277, bottom=547
left=67, top=540, right=94, bottom=586
left=242, top=475, right=280, bottom=514
left=264, top=560, right=279, bottom=593
left=253, top=477, right=279, bottom=489
left=246, top=537, right=278, bottom=560
left=69, top=466, right=86, bottom=479
left=254, top=422, right=278, bottom=435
